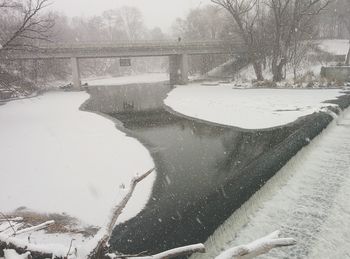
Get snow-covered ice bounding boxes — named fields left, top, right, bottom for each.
left=0, top=91, right=155, bottom=227
left=83, top=73, right=168, bottom=86
left=191, top=108, right=350, bottom=259
left=165, top=85, right=343, bottom=129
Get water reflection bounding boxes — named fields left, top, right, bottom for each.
left=85, top=83, right=301, bottom=255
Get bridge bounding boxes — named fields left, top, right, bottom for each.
left=0, top=40, right=245, bottom=88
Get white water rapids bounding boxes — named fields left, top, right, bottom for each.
left=192, top=108, right=350, bottom=259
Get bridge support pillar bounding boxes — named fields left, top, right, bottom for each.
left=180, top=54, right=189, bottom=84
left=71, top=57, right=81, bottom=90
left=169, top=54, right=189, bottom=85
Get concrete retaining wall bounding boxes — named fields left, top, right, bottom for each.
left=321, top=66, right=350, bottom=81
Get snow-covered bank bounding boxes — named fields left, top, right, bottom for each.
left=0, top=91, right=155, bottom=227
left=165, top=85, right=343, bottom=129
left=191, top=108, right=350, bottom=259
left=318, top=39, right=350, bottom=55
left=83, top=73, right=168, bottom=86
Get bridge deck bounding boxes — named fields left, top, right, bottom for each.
left=0, top=40, right=245, bottom=60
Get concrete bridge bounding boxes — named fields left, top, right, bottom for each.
left=0, top=40, right=245, bottom=88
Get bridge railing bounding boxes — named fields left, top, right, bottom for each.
left=35, top=40, right=243, bottom=50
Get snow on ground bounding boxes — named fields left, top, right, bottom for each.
left=4, top=228, right=85, bottom=248
left=83, top=73, right=168, bottom=86
left=165, top=84, right=343, bottom=129
left=0, top=219, right=89, bottom=255
left=2, top=250, right=28, bottom=259
left=232, top=59, right=324, bottom=84
left=318, top=39, right=350, bottom=55
left=0, top=91, right=155, bottom=227
left=191, top=108, right=350, bottom=259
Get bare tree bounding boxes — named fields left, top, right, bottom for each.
left=0, top=0, right=54, bottom=51
left=175, top=5, right=226, bottom=40
left=266, top=0, right=330, bottom=81
left=334, top=0, right=350, bottom=34
left=171, top=5, right=232, bottom=75
left=289, top=40, right=314, bottom=81
left=333, top=0, right=350, bottom=64
left=211, top=0, right=266, bottom=81
left=315, top=0, right=347, bottom=39
left=212, top=0, right=330, bottom=82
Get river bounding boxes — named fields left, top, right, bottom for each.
left=83, top=82, right=347, bottom=256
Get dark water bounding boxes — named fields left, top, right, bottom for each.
left=84, top=82, right=334, bottom=256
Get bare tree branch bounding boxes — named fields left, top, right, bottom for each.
left=0, top=212, right=17, bottom=236
left=13, top=220, right=54, bottom=236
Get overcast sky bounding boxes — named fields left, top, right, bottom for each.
left=50, top=0, right=213, bottom=32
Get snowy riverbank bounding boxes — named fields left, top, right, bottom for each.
left=318, top=39, right=350, bottom=55
left=0, top=91, right=155, bottom=227
left=165, top=84, right=344, bottom=129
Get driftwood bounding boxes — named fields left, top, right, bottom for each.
left=14, top=221, right=54, bottom=236
left=215, top=231, right=296, bottom=259
left=87, top=168, right=155, bottom=259
left=106, top=244, right=206, bottom=259
left=0, top=217, right=23, bottom=222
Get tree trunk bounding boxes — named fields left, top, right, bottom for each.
left=272, top=58, right=286, bottom=82
left=345, top=40, right=350, bottom=66
left=252, top=61, right=264, bottom=81
left=273, top=66, right=283, bottom=82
